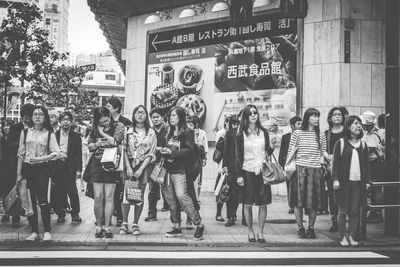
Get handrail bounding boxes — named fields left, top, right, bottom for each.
left=359, top=181, right=400, bottom=241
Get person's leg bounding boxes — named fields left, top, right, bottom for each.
left=93, top=183, right=105, bottom=226
left=161, top=185, right=169, bottom=210
left=133, top=186, right=146, bottom=224
left=35, top=166, right=51, bottom=233
left=147, top=179, right=159, bottom=219
left=243, top=204, right=254, bottom=238
left=337, top=203, right=348, bottom=238
left=348, top=182, right=361, bottom=241
left=197, top=170, right=203, bottom=199
left=113, top=179, right=123, bottom=225
left=27, top=186, right=39, bottom=234
left=65, top=171, right=80, bottom=219
left=52, top=167, right=66, bottom=219
left=163, top=179, right=181, bottom=228
left=104, top=183, right=116, bottom=228
left=326, top=173, right=338, bottom=231
left=121, top=203, right=130, bottom=223
left=258, top=205, right=267, bottom=239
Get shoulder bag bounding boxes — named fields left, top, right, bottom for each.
left=262, top=154, right=287, bottom=185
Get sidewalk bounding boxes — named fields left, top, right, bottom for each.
left=0, top=190, right=398, bottom=248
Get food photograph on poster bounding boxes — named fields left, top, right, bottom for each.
left=146, top=16, right=298, bottom=144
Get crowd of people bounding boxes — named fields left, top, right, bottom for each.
left=0, top=98, right=386, bottom=246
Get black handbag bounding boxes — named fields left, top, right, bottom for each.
left=213, top=136, right=224, bottom=163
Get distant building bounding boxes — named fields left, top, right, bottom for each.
left=43, top=0, right=69, bottom=53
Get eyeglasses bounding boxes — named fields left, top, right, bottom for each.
left=33, top=113, right=45, bottom=117
left=249, top=111, right=258, bottom=116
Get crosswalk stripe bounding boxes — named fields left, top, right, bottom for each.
left=0, top=251, right=388, bottom=259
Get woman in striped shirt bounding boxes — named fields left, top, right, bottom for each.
left=286, top=108, right=326, bottom=239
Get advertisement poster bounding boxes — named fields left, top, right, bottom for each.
left=146, top=16, right=297, bottom=141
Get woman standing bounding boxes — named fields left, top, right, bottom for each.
left=87, top=107, right=125, bottom=238
left=324, top=107, right=346, bottom=232
left=120, top=105, right=156, bottom=235
left=161, top=106, right=205, bottom=241
left=16, top=106, right=59, bottom=241
left=287, top=108, right=326, bottom=239
left=236, top=104, right=276, bottom=243
left=332, top=116, right=370, bottom=246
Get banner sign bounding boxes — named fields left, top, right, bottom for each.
left=146, top=16, right=298, bottom=142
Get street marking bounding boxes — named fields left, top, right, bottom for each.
left=0, top=251, right=388, bottom=259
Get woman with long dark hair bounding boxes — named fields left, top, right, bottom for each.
left=324, top=107, right=346, bottom=232
left=332, top=116, right=370, bottom=246
left=236, top=104, right=276, bottom=243
left=120, top=105, right=156, bottom=235
left=287, top=108, right=326, bottom=239
left=16, top=106, right=59, bottom=241
left=87, top=106, right=125, bottom=238
left=160, top=106, right=205, bottom=241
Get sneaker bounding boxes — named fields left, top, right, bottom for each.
left=57, top=216, right=65, bottom=223
left=297, top=226, right=307, bottom=238
left=288, top=207, right=294, bottom=214
left=225, top=218, right=235, bottom=227
left=144, top=216, right=158, bottom=222
left=348, top=235, right=359, bottom=246
left=26, top=232, right=40, bottom=241
left=186, top=221, right=194, bottom=230
left=132, top=224, right=140, bottom=235
left=104, top=227, right=113, bottom=238
left=72, top=216, right=82, bottom=223
left=193, top=225, right=204, bottom=241
left=119, top=222, right=129, bottom=235
left=339, top=236, right=349, bottom=247
left=306, top=227, right=316, bottom=239
left=95, top=226, right=105, bottom=238
left=215, top=215, right=225, bottom=222
left=165, top=228, right=183, bottom=238
left=43, top=232, right=52, bottom=241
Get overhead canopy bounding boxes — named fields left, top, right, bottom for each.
left=87, top=0, right=208, bottom=74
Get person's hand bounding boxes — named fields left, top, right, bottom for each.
left=29, top=158, right=39, bottom=164
left=270, top=136, right=277, bottom=149
left=126, top=168, right=134, bottom=179
left=133, top=168, right=143, bottom=179
left=202, top=159, right=207, bottom=166
left=333, top=180, right=340, bottom=190
left=76, top=171, right=82, bottom=180
left=222, top=167, right=228, bottom=173
left=366, top=183, right=371, bottom=190
left=97, top=125, right=104, bottom=135
left=160, top=147, right=172, bottom=155
left=16, top=173, right=23, bottom=183
left=95, top=140, right=103, bottom=148
left=237, top=177, right=244, bottom=186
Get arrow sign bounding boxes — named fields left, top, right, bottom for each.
left=151, top=34, right=171, bottom=52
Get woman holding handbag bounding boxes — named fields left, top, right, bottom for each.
left=120, top=105, right=156, bottom=235
left=332, top=116, right=370, bottom=246
left=324, top=107, right=346, bottom=231
left=236, top=104, right=276, bottom=243
left=87, top=107, right=125, bottom=238
left=286, top=108, right=326, bottom=239
left=160, top=106, right=205, bottom=241
left=16, top=106, right=60, bottom=241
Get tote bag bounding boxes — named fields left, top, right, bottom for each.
left=150, top=159, right=167, bottom=184
left=262, top=154, right=287, bottom=185
left=124, top=180, right=143, bottom=205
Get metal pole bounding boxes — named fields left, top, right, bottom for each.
left=2, top=83, right=7, bottom=123
left=384, top=0, right=400, bottom=236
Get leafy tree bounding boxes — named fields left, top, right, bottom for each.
left=0, top=3, right=98, bottom=121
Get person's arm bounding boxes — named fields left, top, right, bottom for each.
left=16, top=131, right=26, bottom=182
left=286, top=131, right=298, bottom=165
left=264, top=130, right=274, bottom=156
left=87, top=133, right=97, bottom=152
left=278, top=135, right=287, bottom=167
left=332, top=140, right=342, bottom=189
left=171, top=129, right=195, bottom=159
left=76, top=135, right=83, bottom=174
left=222, top=132, right=231, bottom=168
left=364, top=143, right=371, bottom=186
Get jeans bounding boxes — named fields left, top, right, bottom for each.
left=23, top=164, right=51, bottom=233
left=338, top=181, right=361, bottom=237
left=326, top=173, right=338, bottom=221
left=53, top=161, right=80, bottom=217
left=226, top=171, right=240, bottom=219
left=164, top=173, right=201, bottom=225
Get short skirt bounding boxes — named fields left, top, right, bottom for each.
left=90, top=158, right=121, bottom=184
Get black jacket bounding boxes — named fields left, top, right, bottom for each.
left=222, top=127, right=238, bottom=172
left=118, top=115, right=132, bottom=127
left=235, top=128, right=274, bottom=178
left=278, top=132, right=291, bottom=168
left=55, top=129, right=83, bottom=175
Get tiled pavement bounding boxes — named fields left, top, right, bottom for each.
left=0, top=188, right=398, bottom=247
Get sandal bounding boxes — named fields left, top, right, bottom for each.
left=104, top=227, right=113, bottom=238
left=248, top=232, right=257, bottom=243
left=257, top=233, right=266, bottom=243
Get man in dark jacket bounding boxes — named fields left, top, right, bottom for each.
left=53, top=112, right=83, bottom=222
left=106, top=96, right=132, bottom=227
left=278, top=116, right=302, bottom=214
left=2, top=103, right=34, bottom=226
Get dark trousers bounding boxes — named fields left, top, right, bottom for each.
left=369, top=159, right=383, bottom=215
left=148, top=179, right=161, bottom=217
left=114, top=180, right=123, bottom=221
left=338, top=181, right=361, bottom=237
left=326, top=173, right=338, bottom=221
left=54, top=161, right=80, bottom=217
left=23, top=164, right=51, bottom=233
left=226, top=171, right=240, bottom=219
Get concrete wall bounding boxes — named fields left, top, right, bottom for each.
left=302, top=0, right=385, bottom=130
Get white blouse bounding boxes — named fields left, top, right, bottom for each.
left=243, top=131, right=265, bottom=175
left=349, top=141, right=361, bottom=181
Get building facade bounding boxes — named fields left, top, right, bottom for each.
left=43, top=0, right=69, bottom=53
